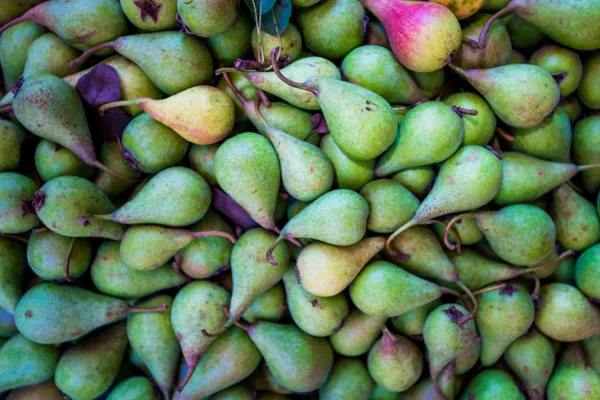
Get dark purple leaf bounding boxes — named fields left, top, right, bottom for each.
left=211, top=187, right=258, bottom=230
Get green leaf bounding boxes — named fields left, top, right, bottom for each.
left=256, top=0, right=292, bottom=36
left=244, top=0, right=277, bottom=15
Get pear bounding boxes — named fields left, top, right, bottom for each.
left=456, top=338, right=481, bottom=375
left=478, top=0, right=600, bottom=51
left=448, top=63, right=560, bottom=128
left=0, top=21, right=45, bottom=90
left=0, top=121, right=25, bottom=172
left=578, top=52, right=600, bottom=110
left=0, top=172, right=40, bottom=233
left=0, top=307, right=18, bottom=338
left=560, top=95, right=583, bottom=124
left=320, top=133, right=375, bottom=190
left=435, top=214, right=484, bottom=247
left=27, top=230, right=91, bottom=281
left=391, top=299, right=442, bottom=337
left=215, top=132, right=280, bottom=230
left=189, top=144, right=219, bottom=185
left=14, top=283, right=164, bottom=344
left=223, top=57, right=341, bottom=110
left=350, top=260, right=454, bottom=317
left=530, top=44, right=583, bottom=97
left=171, top=281, right=231, bottom=390
left=173, top=326, right=261, bottom=400
left=341, top=45, right=424, bottom=105
left=210, top=383, right=254, bottom=400
left=283, top=267, right=349, bottom=336
left=296, top=0, right=365, bottom=59
left=242, top=283, right=286, bottom=324
left=361, top=0, right=462, bottom=72
left=459, top=369, right=525, bottom=400
left=386, top=146, right=502, bottom=253
left=368, top=326, right=423, bottom=392
left=122, top=113, right=189, bottom=174
left=398, top=362, right=457, bottom=400
left=360, top=180, right=420, bottom=233
left=296, top=236, right=385, bottom=297
left=0, top=237, right=25, bottom=314
left=248, top=101, right=315, bottom=142
left=91, top=241, right=189, bottom=298
left=575, top=243, right=600, bottom=299
left=547, top=343, right=600, bottom=400
left=444, top=92, right=497, bottom=146
left=0, top=334, right=60, bottom=392
left=266, top=189, right=369, bottom=264
left=390, top=166, right=436, bottom=199
left=120, top=0, right=177, bottom=31
left=128, top=295, right=180, bottom=399
left=177, top=0, right=237, bottom=37
left=552, top=252, right=577, bottom=285
left=244, top=321, right=334, bottom=393
left=119, top=224, right=235, bottom=271
left=272, top=63, right=397, bottom=161
left=107, top=376, right=158, bottom=400
left=535, top=283, right=600, bottom=342
left=206, top=13, right=253, bottom=66
left=248, top=363, right=292, bottom=395
left=34, top=139, right=95, bottom=182
left=431, top=0, right=485, bottom=19
left=223, top=228, right=290, bottom=330
left=583, top=335, right=600, bottom=375
left=33, top=176, right=125, bottom=240
left=5, top=379, right=63, bottom=400
left=371, top=384, right=401, bottom=400
left=99, top=86, right=235, bottom=145
left=474, top=204, right=556, bottom=266
left=551, top=184, right=600, bottom=251
left=252, top=23, right=303, bottom=66
left=364, top=19, right=390, bottom=48
left=423, top=303, right=478, bottom=397
left=573, top=116, right=600, bottom=194
left=55, top=323, right=129, bottom=400
left=320, top=357, right=375, bottom=400
left=0, top=0, right=128, bottom=51
left=329, top=308, right=386, bottom=356
left=510, top=107, right=572, bottom=162
left=500, top=13, right=545, bottom=49
left=504, top=328, right=555, bottom=400
left=94, top=140, right=141, bottom=198
left=69, top=31, right=213, bottom=95
left=476, top=283, right=535, bottom=366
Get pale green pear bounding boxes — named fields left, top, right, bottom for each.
left=459, top=369, right=525, bottom=400
left=107, top=376, right=159, bottom=400
left=242, top=283, right=286, bottom=324
left=329, top=308, right=386, bottom=356
left=0, top=120, right=25, bottom=172
left=320, top=357, right=375, bottom=400
left=0, top=172, right=40, bottom=234
left=547, top=343, right=600, bottom=400
left=320, top=133, right=375, bottom=190
left=360, top=180, right=420, bottom=233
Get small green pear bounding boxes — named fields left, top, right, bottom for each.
left=242, top=283, right=286, bottom=324
left=329, top=308, right=386, bottom=356
left=176, top=0, right=237, bottom=37
left=252, top=23, right=303, bottom=66
left=34, top=139, right=95, bottom=182
left=583, top=335, right=600, bottom=375
left=547, top=343, right=600, bottom=400
left=573, top=115, right=600, bottom=194
left=248, top=363, right=292, bottom=395
left=459, top=369, right=525, bottom=400
left=27, top=230, right=91, bottom=281
left=390, top=166, right=436, bottom=200
left=530, top=44, right=582, bottom=97
left=551, top=184, right=600, bottom=251
left=320, top=357, right=375, bottom=400
left=500, top=13, right=545, bottom=49
left=392, top=299, right=442, bottom=337
left=120, top=0, right=177, bottom=31
left=94, top=140, right=141, bottom=198
left=578, top=52, right=600, bottom=110
left=398, top=362, right=456, bottom=400
left=189, top=143, right=219, bottom=186
left=0, top=21, right=45, bottom=90
left=361, top=180, right=420, bottom=233
left=435, top=214, right=484, bottom=247
left=320, top=133, right=375, bottom=190
left=575, top=243, right=600, bottom=299
left=560, top=95, right=583, bottom=124
left=0, top=172, right=40, bottom=234
left=444, top=92, right=497, bottom=146
left=0, top=121, right=25, bottom=172
left=107, top=376, right=159, bottom=400
left=371, top=384, right=401, bottom=400
left=205, top=13, right=253, bottom=66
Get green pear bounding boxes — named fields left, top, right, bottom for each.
left=283, top=267, right=349, bottom=336
left=511, top=107, right=572, bottom=162
left=530, top=44, right=582, bottom=97
left=171, top=281, right=231, bottom=390
left=21, top=33, right=82, bottom=78
left=5, top=379, right=63, bottom=400
left=410, top=69, right=446, bottom=99
left=94, top=140, right=141, bottom=198
left=107, top=376, right=158, bottom=400
left=0, top=172, right=40, bottom=233
left=391, top=299, right=442, bottom=337
left=91, top=241, right=189, bottom=298
left=266, top=189, right=369, bottom=264
left=297, top=236, right=385, bottom=297
left=0, top=120, right=25, bottom=172
left=455, top=339, right=481, bottom=375
left=551, top=184, right=600, bottom=251
left=559, top=95, right=583, bottom=124
left=329, top=308, right=386, bottom=356
left=504, top=328, right=555, bottom=400
left=0, top=334, right=60, bottom=392
left=189, top=143, right=219, bottom=186
left=55, top=322, right=129, bottom=400
left=341, top=45, right=424, bottom=105
left=500, top=13, right=545, bottom=49
left=206, top=12, right=253, bottom=66
left=174, top=326, right=261, bottom=400
left=14, top=283, right=144, bottom=344
left=583, top=335, right=600, bottom=375
left=27, top=230, right=91, bottom=281
left=459, top=369, right=525, bottom=400
left=547, top=343, right=600, bottom=400
left=248, top=363, right=292, bottom=395
left=573, top=115, right=600, bottom=194
left=390, top=166, right=436, bottom=200
left=511, top=49, right=527, bottom=63
left=575, top=243, right=600, bottom=299
left=176, top=0, right=237, bottom=37
left=360, top=180, right=420, bottom=233
left=320, top=357, right=375, bottom=400
left=368, top=326, right=423, bottom=392
left=122, top=113, right=189, bottom=174
left=0, top=307, right=18, bottom=338
left=0, top=21, right=45, bottom=91
left=476, top=283, right=535, bottom=366
left=209, top=383, right=254, bottom=399
left=552, top=252, right=577, bottom=284
left=320, top=133, right=375, bottom=190
left=535, top=283, right=600, bottom=342
left=371, top=384, right=401, bottom=400
left=398, top=362, right=456, bottom=400
left=0, top=238, right=25, bottom=314
left=364, top=18, right=389, bottom=48
left=223, top=228, right=289, bottom=330
left=578, top=52, right=600, bottom=110
left=128, top=295, right=179, bottom=399
left=242, top=283, right=286, bottom=324
left=245, top=321, right=334, bottom=393
left=247, top=101, right=315, bottom=143
left=444, top=92, right=497, bottom=146
left=34, top=139, right=95, bottom=182
left=215, top=132, right=280, bottom=230
left=350, top=261, right=449, bottom=317
left=34, top=176, right=124, bottom=240
left=252, top=23, right=303, bottom=66
left=448, top=63, right=560, bottom=128
left=120, top=0, right=177, bottom=31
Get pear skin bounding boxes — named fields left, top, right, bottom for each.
left=329, top=308, right=386, bottom=356
left=320, top=357, right=375, bottom=400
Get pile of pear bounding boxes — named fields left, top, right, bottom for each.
left=1, top=0, right=600, bottom=399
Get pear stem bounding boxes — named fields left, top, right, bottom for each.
left=63, top=237, right=76, bottom=282
left=385, top=219, right=419, bottom=257
left=129, top=303, right=170, bottom=313
left=215, top=67, right=240, bottom=75
left=440, top=287, right=469, bottom=307
left=472, top=283, right=507, bottom=297
left=270, top=48, right=307, bottom=91
left=234, top=319, right=251, bottom=331
left=177, top=360, right=198, bottom=393
left=221, top=72, right=249, bottom=105
left=266, top=234, right=285, bottom=266
left=445, top=63, right=468, bottom=80
left=0, top=233, right=28, bottom=244
left=191, top=230, right=237, bottom=244
left=31, top=227, right=48, bottom=234
left=578, top=164, right=600, bottom=171
left=0, top=104, right=13, bottom=115
left=566, top=180, right=585, bottom=194
left=530, top=274, right=541, bottom=303
left=443, top=213, right=472, bottom=252
left=496, top=127, right=515, bottom=142
left=0, top=12, right=33, bottom=35
left=451, top=106, right=478, bottom=117
left=99, top=98, right=150, bottom=115
left=522, top=250, right=575, bottom=275
left=430, top=363, right=451, bottom=400
left=91, top=160, right=139, bottom=182
left=75, top=213, right=115, bottom=226
left=257, top=89, right=271, bottom=107
left=68, top=41, right=115, bottom=68
left=456, top=280, right=478, bottom=320
left=477, top=3, right=516, bottom=49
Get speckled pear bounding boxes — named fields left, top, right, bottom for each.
left=547, top=342, right=600, bottom=399
left=0, top=21, right=45, bottom=90
left=329, top=309, right=386, bottom=356
left=0, top=172, right=40, bottom=233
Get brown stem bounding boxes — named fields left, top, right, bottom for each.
left=191, top=230, right=237, bottom=244
left=496, top=127, right=515, bottom=142
left=129, top=303, right=170, bottom=313
left=266, top=235, right=284, bottom=266
left=578, top=164, right=600, bottom=171
left=31, top=227, right=49, bottom=233
left=430, top=363, right=450, bottom=400
left=451, top=106, right=478, bottom=117
left=0, top=13, right=33, bottom=35
left=63, top=237, right=76, bottom=282
left=0, top=104, right=13, bottom=115
left=177, top=360, right=198, bottom=392
left=477, top=4, right=516, bottom=49
left=443, top=213, right=471, bottom=251
left=0, top=233, right=28, bottom=244
left=456, top=280, right=478, bottom=319
left=270, top=48, right=306, bottom=91
left=68, top=41, right=115, bottom=68
left=221, top=71, right=248, bottom=105
left=98, top=98, right=150, bottom=115
left=472, top=283, right=507, bottom=297
left=385, top=219, right=418, bottom=256
left=91, top=161, right=139, bottom=182
left=257, top=90, right=271, bottom=107
left=566, top=180, right=585, bottom=194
